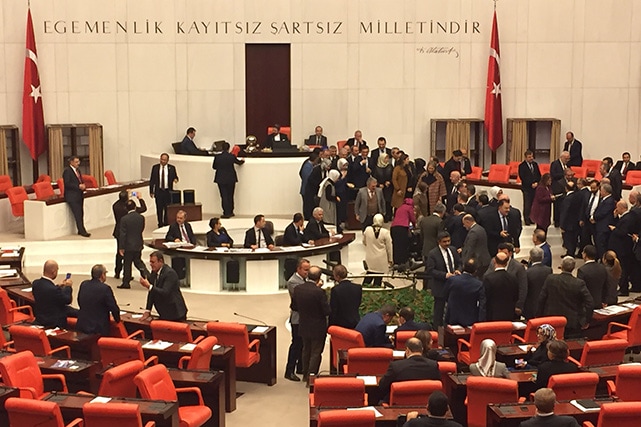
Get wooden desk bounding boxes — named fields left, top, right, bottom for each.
left=167, top=203, right=202, bottom=222
left=310, top=406, right=427, bottom=427
left=46, top=329, right=100, bottom=362
left=3, top=283, right=34, bottom=307
left=0, top=272, right=30, bottom=290
left=496, top=339, right=586, bottom=367
left=444, top=325, right=526, bottom=358
left=0, top=386, right=20, bottom=427
left=588, top=302, right=638, bottom=340
left=169, top=368, right=225, bottom=427
left=486, top=399, right=615, bottom=427
left=0, top=247, right=24, bottom=270
left=44, top=392, right=180, bottom=427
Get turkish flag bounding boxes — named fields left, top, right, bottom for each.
left=484, top=10, right=503, bottom=152
left=22, top=8, right=46, bottom=160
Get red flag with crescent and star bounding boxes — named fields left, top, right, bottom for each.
left=484, top=10, right=503, bottom=152
left=23, top=8, right=46, bottom=160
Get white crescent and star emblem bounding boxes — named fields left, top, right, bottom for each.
left=30, top=84, right=41, bottom=103
left=491, top=81, right=501, bottom=98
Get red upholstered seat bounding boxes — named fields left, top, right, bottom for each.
left=457, top=321, right=513, bottom=365
left=582, top=401, right=641, bottom=427
left=466, top=377, right=522, bottom=427
left=467, top=166, right=483, bottom=180
left=83, top=401, right=156, bottom=427
left=32, top=181, right=56, bottom=200
left=625, top=170, right=641, bottom=185
left=6, top=397, right=83, bottom=427
left=488, top=164, right=510, bottom=183
left=389, top=379, right=442, bottom=406
left=109, top=319, right=145, bottom=340
left=83, top=174, right=98, bottom=188
left=309, top=377, right=366, bottom=407
left=437, top=361, right=457, bottom=385
left=0, top=288, right=34, bottom=325
left=538, top=163, right=551, bottom=175
left=104, top=169, right=117, bottom=185
left=206, top=321, right=260, bottom=368
left=179, top=336, right=218, bottom=370
left=150, top=319, right=203, bottom=344
left=328, top=325, right=365, bottom=369
left=0, top=175, right=12, bottom=192
left=35, top=174, right=51, bottom=183
left=509, top=161, right=520, bottom=179
left=345, top=347, right=393, bottom=375
left=569, top=339, right=628, bottom=367
left=9, top=324, right=71, bottom=358
left=98, top=360, right=144, bottom=398
left=97, top=337, right=158, bottom=368
left=603, top=306, right=641, bottom=347
left=317, top=408, right=375, bottom=427
left=512, top=316, right=566, bottom=343
left=548, top=372, right=599, bottom=400
left=606, top=364, right=641, bottom=401
left=582, top=159, right=602, bottom=177
left=6, top=186, right=28, bottom=217
left=266, top=126, right=291, bottom=140
left=0, top=350, right=68, bottom=399
left=56, top=178, right=65, bottom=196
left=571, top=166, right=588, bottom=178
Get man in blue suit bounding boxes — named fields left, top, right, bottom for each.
left=355, top=304, right=396, bottom=348
left=32, top=260, right=79, bottom=329
left=425, top=231, right=461, bottom=327
left=591, top=183, right=616, bottom=259
left=444, top=259, right=485, bottom=326
left=180, top=127, right=209, bottom=156
left=532, top=229, right=552, bottom=267
left=212, top=142, right=245, bottom=218
left=77, top=264, right=120, bottom=336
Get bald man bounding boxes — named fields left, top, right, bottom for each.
left=31, top=260, right=79, bottom=328
left=482, top=252, right=519, bottom=321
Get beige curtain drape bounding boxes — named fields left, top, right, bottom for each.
left=0, top=129, right=8, bottom=176
left=509, top=120, right=528, bottom=162
left=48, top=126, right=64, bottom=180
left=457, top=121, right=470, bottom=154
left=88, top=125, right=104, bottom=186
left=445, top=120, right=459, bottom=160
left=550, top=120, right=561, bottom=162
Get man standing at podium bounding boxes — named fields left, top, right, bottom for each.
left=62, top=155, right=90, bottom=237
left=149, top=153, right=178, bottom=227
left=212, top=142, right=245, bottom=218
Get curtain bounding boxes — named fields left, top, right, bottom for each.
left=458, top=121, right=470, bottom=154
left=550, top=119, right=561, bottom=162
left=445, top=120, right=459, bottom=160
left=509, top=120, right=528, bottom=162
left=48, top=126, right=64, bottom=180
left=89, top=125, right=104, bottom=186
left=0, top=129, right=7, bottom=176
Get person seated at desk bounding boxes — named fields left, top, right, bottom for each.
left=469, top=339, right=510, bottom=378
left=180, top=127, right=209, bottom=156
left=206, top=217, right=233, bottom=248
left=77, top=264, right=120, bottom=336
left=355, top=304, right=397, bottom=348
left=378, top=337, right=441, bottom=403
left=396, top=307, right=432, bottom=332
left=139, top=250, right=188, bottom=321
left=244, top=214, right=275, bottom=249
left=403, top=391, right=463, bottom=427
left=414, top=330, right=445, bottom=361
left=263, top=124, right=289, bottom=149
left=303, top=207, right=331, bottom=243
left=515, top=324, right=556, bottom=370
left=520, top=388, right=580, bottom=427
left=534, top=340, right=579, bottom=390
left=306, top=125, right=328, bottom=147
left=32, top=260, right=79, bottom=329
left=283, top=212, right=305, bottom=246
left=165, top=210, right=196, bottom=244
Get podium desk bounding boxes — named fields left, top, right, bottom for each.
left=486, top=399, right=615, bottom=427
left=169, top=369, right=225, bottom=427
left=45, top=392, right=180, bottom=427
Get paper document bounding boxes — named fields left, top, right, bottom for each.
left=252, top=326, right=269, bottom=333
left=90, top=396, right=112, bottom=404
left=356, top=376, right=378, bottom=386
left=22, top=287, right=32, bottom=292
left=518, top=345, right=529, bottom=352
left=512, top=321, right=527, bottom=330
left=142, top=340, right=173, bottom=350
left=386, top=325, right=398, bottom=334
left=180, top=343, right=197, bottom=351
left=393, top=350, right=406, bottom=358
left=213, top=344, right=221, bottom=350
left=346, top=407, right=383, bottom=417
left=131, top=314, right=144, bottom=319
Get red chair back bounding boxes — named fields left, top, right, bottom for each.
left=5, top=397, right=70, bottom=427
left=610, top=364, right=641, bottom=402
left=317, top=409, right=375, bottom=427
left=35, top=174, right=51, bottom=183
left=98, top=337, right=146, bottom=366
left=466, top=377, right=520, bottom=427
left=0, top=351, right=46, bottom=399
left=508, top=161, right=520, bottom=179
left=0, top=288, right=33, bottom=324
left=625, top=170, right=641, bottom=185
left=98, top=360, right=144, bottom=398
left=488, top=164, right=510, bottom=183
left=593, top=402, right=641, bottom=427
left=56, top=178, right=65, bottom=196
left=521, top=317, right=566, bottom=342
left=134, top=363, right=178, bottom=401
left=6, top=186, right=28, bottom=217
left=346, top=348, right=393, bottom=375
left=0, top=175, right=13, bottom=192
left=83, top=175, right=98, bottom=189
left=311, top=377, right=366, bottom=407
left=266, top=126, right=291, bottom=140
left=548, top=372, right=599, bottom=400
left=438, top=361, right=457, bottom=385
left=582, top=159, right=602, bottom=177
left=580, top=339, right=628, bottom=366
left=459, top=321, right=513, bottom=364
left=104, top=169, right=117, bottom=185
left=389, top=379, right=442, bottom=406
left=606, top=306, right=641, bottom=347
left=328, top=325, right=365, bottom=368
left=32, top=182, right=56, bottom=200
left=83, top=401, right=147, bottom=427
left=206, top=322, right=260, bottom=368
left=336, top=140, right=347, bottom=150
left=570, top=166, right=588, bottom=178
left=468, top=166, right=483, bottom=180
left=150, top=319, right=194, bottom=343
left=184, top=336, right=218, bottom=370
left=9, top=324, right=55, bottom=356
left=539, top=163, right=551, bottom=175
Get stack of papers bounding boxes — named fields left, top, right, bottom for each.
left=90, top=396, right=112, bottom=403
left=594, top=305, right=630, bottom=315
left=448, top=325, right=466, bottom=333
left=180, top=343, right=197, bottom=351
left=356, top=376, right=378, bottom=386
left=45, top=328, right=66, bottom=336
left=346, top=407, right=383, bottom=417
left=51, top=360, right=80, bottom=370
left=386, top=325, right=398, bottom=334
left=163, top=241, right=192, bottom=249
left=252, top=326, right=269, bottom=333
left=570, top=399, right=601, bottom=412
left=393, top=350, right=406, bottom=358
left=142, top=340, right=173, bottom=350
left=0, top=269, right=18, bottom=278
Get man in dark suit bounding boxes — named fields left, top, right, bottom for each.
left=444, top=204, right=468, bottom=251
left=443, top=150, right=464, bottom=186
left=578, top=245, right=610, bottom=307
left=348, top=145, right=373, bottom=191
left=77, top=264, right=120, bottom=336
left=608, top=200, right=636, bottom=296
left=559, top=181, right=582, bottom=257
left=62, top=155, right=90, bottom=237
left=420, top=203, right=446, bottom=261
left=524, top=248, right=552, bottom=320
left=601, top=157, right=622, bottom=200
left=303, top=207, right=331, bottom=242
left=532, top=229, right=552, bottom=267
left=345, top=129, right=367, bottom=150
left=444, top=259, right=485, bottom=326
left=518, top=150, right=541, bottom=226
left=306, top=125, right=328, bottom=147
left=614, top=151, right=635, bottom=178
left=291, top=266, right=330, bottom=382
left=243, top=214, right=275, bottom=249
left=628, top=190, right=641, bottom=292
left=396, top=307, right=432, bottom=331
left=149, top=152, right=179, bottom=227
left=537, top=256, right=593, bottom=337
left=591, top=183, right=616, bottom=259
left=32, top=260, right=79, bottom=328
left=140, top=251, right=188, bottom=321
left=484, top=242, right=528, bottom=316
left=483, top=252, right=519, bottom=321
left=520, top=388, right=581, bottom=427
left=404, top=391, right=464, bottom=427
left=461, top=214, right=491, bottom=277
left=180, top=127, right=209, bottom=155
left=563, top=131, right=583, bottom=167
left=551, top=167, right=575, bottom=228
left=579, top=180, right=600, bottom=251
left=460, top=148, right=473, bottom=176
left=425, top=231, right=461, bottom=327
left=356, top=305, right=397, bottom=348
left=165, top=210, right=196, bottom=244
left=481, top=199, right=522, bottom=256
left=283, top=213, right=306, bottom=246
left=118, top=200, right=148, bottom=289
left=212, top=141, right=245, bottom=218
left=263, top=124, right=289, bottom=149
left=285, top=259, right=309, bottom=382
left=370, top=137, right=392, bottom=165
left=112, top=191, right=147, bottom=279
left=378, top=338, right=440, bottom=402
left=549, top=151, right=570, bottom=183
left=329, top=264, right=362, bottom=329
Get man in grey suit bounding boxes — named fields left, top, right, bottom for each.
left=460, top=214, right=491, bottom=277
left=420, top=202, right=446, bottom=261
left=118, top=200, right=148, bottom=289
left=484, top=243, right=527, bottom=317
left=354, top=177, right=386, bottom=230
left=523, top=247, right=552, bottom=319
left=284, top=258, right=310, bottom=382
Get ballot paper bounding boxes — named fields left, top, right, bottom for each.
left=142, top=340, right=173, bottom=350
left=356, top=376, right=378, bottom=386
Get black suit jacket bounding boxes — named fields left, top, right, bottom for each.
left=346, top=138, right=367, bottom=149
left=425, top=246, right=461, bottom=298
left=537, top=272, right=593, bottom=330
left=535, top=359, right=580, bottom=389
left=145, top=265, right=188, bottom=321
left=243, top=227, right=274, bottom=248
left=370, top=147, right=392, bottom=164
left=519, top=414, right=580, bottom=427
left=604, top=168, right=623, bottom=200
left=62, top=166, right=84, bottom=203
left=119, top=210, right=145, bottom=251
left=32, top=277, right=74, bottom=329
left=549, top=159, right=565, bottom=182
left=348, top=156, right=373, bottom=188
left=212, top=151, right=244, bottom=185
left=614, top=160, right=635, bottom=177
left=76, top=279, right=120, bottom=336
left=563, top=139, right=583, bottom=167
left=405, top=417, right=464, bottom=427
left=303, top=219, right=330, bottom=241
left=481, top=208, right=522, bottom=256
left=593, top=196, right=616, bottom=234
left=112, top=199, right=147, bottom=239
left=378, top=356, right=440, bottom=401
left=608, top=212, right=635, bottom=258
left=306, top=134, right=328, bottom=147
left=180, top=136, right=208, bottom=156
left=329, top=280, right=362, bottom=328
left=149, top=163, right=178, bottom=195
left=291, top=281, right=330, bottom=339
left=283, top=222, right=305, bottom=246
left=443, top=214, right=467, bottom=250
left=445, top=273, right=485, bottom=326
left=559, top=191, right=582, bottom=231
left=483, top=269, right=519, bottom=321
left=524, top=263, right=552, bottom=319
left=518, top=161, right=541, bottom=193
left=165, top=222, right=196, bottom=244
left=263, top=132, right=289, bottom=149
left=206, top=228, right=234, bottom=247
left=460, top=223, right=491, bottom=271
left=577, top=261, right=609, bottom=309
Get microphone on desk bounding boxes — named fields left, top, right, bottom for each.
left=233, top=312, right=268, bottom=326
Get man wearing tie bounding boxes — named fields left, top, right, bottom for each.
left=243, top=214, right=275, bottom=249
left=370, top=137, right=392, bottom=164
left=425, top=231, right=461, bottom=327
left=306, top=126, right=328, bottom=148
left=563, top=131, right=583, bottom=167
left=62, top=156, right=90, bottom=237
left=614, top=152, right=635, bottom=178
left=149, top=153, right=179, bottom=227
left=580, top=180, right=600, bottom=250
left=354, top=177, right=385, bottom=230
left=518, top=150, right=541, bottom=226
left=164, top=210, right=195, bottom=280
left=550, top=151, right=570, bottom=183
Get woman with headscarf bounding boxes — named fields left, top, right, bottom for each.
left=418, top=161, right=447, bottom=214
left=373, top=153, right=394, bottom=221
left=318, top=169, right=341, bottom=227
left=362, top=214, right=393, bottom=287
left=516, top=324, right=556, bottom=369
left=488, top=186, right=503, bottom=207
left=392, top=154, right=411, bottom=209
left=469, top=339, right=510, bottom=378
left=530, top=173, right=556, bottom=232
left=390, top=197, right=417, bottom=265
left=335, top=158, right=350, bottom=230
left=206, top=217, right=234, bottom=248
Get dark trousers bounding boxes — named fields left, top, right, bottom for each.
left=432, top=297, right=446, bottom=328
left=154, top=189, right=171, bottom=227
left=303, top=193, right=315, bottom=220
left=618, top=254, right=633, bottom=293
left=552, top=200, right=562, bottom=226
left=595, top=230, right=610, bottom=260
left=522, top=189, right=534, bottom=224
left=579, top=222, right=594, bottom=251
left=362, top=272, right=383, bottom=287
left=114, top=238, right=124, bottom=275
left=122, top=250, right=147, bottom=285
left=67, top=199, right=87, bottom=234
left=301, top=336, right=325, bottom=377
left=218, top=182, right=236, bottom=216
left=285, top=323, right=303, bottom=375
left=562, top=229, right=579, bottom=257
left=390, top=226, right=410, bottom=265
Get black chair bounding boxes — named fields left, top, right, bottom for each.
left=172, top=142, right=184, bottom=154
